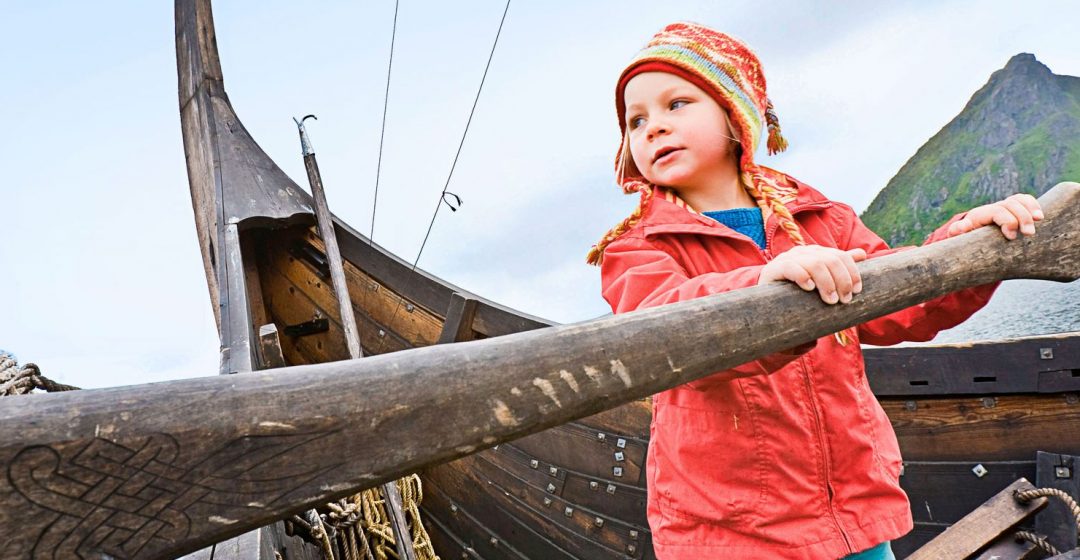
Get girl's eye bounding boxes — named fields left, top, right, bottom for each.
left=670, top=99, right=689, bottom=110
left=628, top=116, right=646, bottom=130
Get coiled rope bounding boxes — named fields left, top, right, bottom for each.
left=1013, top=485, right=1080, bottom=555
left=0, top=351, right=79, bottom=396
left=290, top=475, right=437, bottom=560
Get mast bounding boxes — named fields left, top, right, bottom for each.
left=294, top=115, right=418, bottom=560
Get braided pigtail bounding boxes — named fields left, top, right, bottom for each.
left=587, top=182, right=653, bottom=265
left=741, top=165, right=805, bottom=247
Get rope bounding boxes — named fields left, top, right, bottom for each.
left=370, top=0, right=400, bottom=246
left=376, top=0, right=511, bottom=355
left=1014, top=530, right=1061, bottom=556
left=0, top=352, right=80, bottom=396
left=1015, top=486, right=1080, bottom=551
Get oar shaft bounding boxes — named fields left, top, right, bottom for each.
left=0, top=183, right=1075, bottom=559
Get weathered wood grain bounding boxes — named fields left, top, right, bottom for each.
left=907, top=478, right=1048, bottom=560
left=2, top=183, right=1077, bottom=558
left=883, top=394, right=1080, bottom=461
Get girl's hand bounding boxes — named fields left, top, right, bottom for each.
left=946, top=193, right=1044, bottom=240
left=758, top=246, right=867, bottom=304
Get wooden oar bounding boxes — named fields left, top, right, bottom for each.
left=1, top=182, right=1077, bottom=559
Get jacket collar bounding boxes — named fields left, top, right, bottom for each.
left=638, top=177, right=833, bottom=240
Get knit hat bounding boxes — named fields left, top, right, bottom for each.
left=588, top=22, right=803, bottom=265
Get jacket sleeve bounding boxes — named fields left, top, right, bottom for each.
left=599, top=234, right=814, bottom=388
left=834, top=204, right=999, bottom=346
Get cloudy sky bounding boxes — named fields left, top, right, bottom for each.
left=2, top=1, right=1078, bottom=389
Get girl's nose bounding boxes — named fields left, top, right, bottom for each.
left=646, top=120, right=669, bottom=140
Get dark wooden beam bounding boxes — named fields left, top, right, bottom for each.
left=0, top=183, right=1077, bottom=559
left=907, top=478, right=1048, bottom=560
left=438, top=293, right=480, bottom=344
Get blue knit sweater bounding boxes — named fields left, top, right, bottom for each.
left=702, top=207, right=766, bottom=249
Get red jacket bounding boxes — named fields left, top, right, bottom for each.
left=599, top=179, right=996, bottom=559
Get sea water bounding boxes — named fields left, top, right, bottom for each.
left=928, top=279, right=1080, bottom=343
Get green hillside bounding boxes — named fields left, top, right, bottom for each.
left=861, top=54, right=1080, bottom=246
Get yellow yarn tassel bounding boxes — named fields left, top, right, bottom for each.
left=767, top=126, right=788, bottom=155
left=764, top=98, right=788, bottom=155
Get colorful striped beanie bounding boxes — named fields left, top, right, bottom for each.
left=588, top=22, right=804, bottom=265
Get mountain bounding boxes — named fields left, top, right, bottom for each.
left=860, top=53, right=1080, bottom=246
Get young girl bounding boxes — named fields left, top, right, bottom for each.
left=587, top=22, right=1043, bottom=560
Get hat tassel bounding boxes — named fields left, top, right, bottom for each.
left=765, top=99, right=788, bottom=155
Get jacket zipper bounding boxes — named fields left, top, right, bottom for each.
left=801, top=359, right=854, bottom=553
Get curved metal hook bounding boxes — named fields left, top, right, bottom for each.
left=293, top=114, right=319, bottom=156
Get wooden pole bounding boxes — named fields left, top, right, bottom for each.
left=294, top=116, right=416, bottom=560
left=0, top=182, right=1077, bottom=559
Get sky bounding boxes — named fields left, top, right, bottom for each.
left=2, top=1, right=1078, bottom=389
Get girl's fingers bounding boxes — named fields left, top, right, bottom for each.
left=824, top=256, right=855, bottom=303
left=1002, top=197, right=1035, bottom=235
left=806, top=260, right=838, bottom=304
left=846, top=248, right=868, bottom=263
left=993, top=201, right=1023, bottom=239
left=948, top=217, right=974, bottom=237
left=784, top=262, right=816, bottom=292
left=842, top=251, right=863, bottom=294
left=1011, top=193, right=1044, bottom=220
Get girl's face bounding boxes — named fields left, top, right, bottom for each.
left=623, top=72, right=739, bottom=191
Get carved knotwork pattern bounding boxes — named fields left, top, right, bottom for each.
left=9, top=431, right=336, bottom=559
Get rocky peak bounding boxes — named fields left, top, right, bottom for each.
left=860, top=54, right=1080, bottom=246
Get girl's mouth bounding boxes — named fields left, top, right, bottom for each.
left=654, top=147, right=682, bottom=165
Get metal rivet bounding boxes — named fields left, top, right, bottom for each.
left=1067, top=394, right=1079, bottom=405
left=982, top=397, right=997, bottom=408
left=615, top=451, right=625, bottom=462
left=613, top=466, right=624, bottom=477
left=617, top=438, right=627, bottom=449
left=549, top=466, right=558, bottom=477
left=406, top=303, right=415, bottom=312
left=547, top=483, right=556, bottom=493
left=590, top=481, right=599, bottom=491
left=1056, top=466, right=1072, bottom=479
left=564, top=506, right=574, bottom=517
left=1040, top=348, right=1054, bottom=360
left=461, top=552, right=469, bottom=559
left=627, top=544, right=637, bottom=554
left=490, top=537, right=498, bottom=546
left=597, top=433, right=606, bottom=442
left=629, top=530, right=639, bottom=540
left=905, top=400, right=917, bottom=411
left=594, top=517, right=604, bottom=527
left=369, top=283, right=379, bottom=291
left=606, top=484, right=617, bottom=495
left=973, top=463, right=988, bottom=478
left=530, top=459, right=538, bottom=469
left=543, top=497, right=552, bottom=506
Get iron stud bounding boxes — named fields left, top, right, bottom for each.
left=972, top=463, right=988, bottom=478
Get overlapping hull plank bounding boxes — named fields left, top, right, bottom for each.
left=174, top=0, right=1080, bottom=558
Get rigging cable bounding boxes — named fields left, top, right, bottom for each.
left=412, top=0, right=511, bottom=270
left=377, top=0, right=512, bottom=353
left=369, top=0, right=400, bottom=245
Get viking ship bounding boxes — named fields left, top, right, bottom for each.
left=167, top=1, right=1080, bottom=559
left=1, top=1, right=1077, bottom=559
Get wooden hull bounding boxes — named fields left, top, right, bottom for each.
left=176, top=1, right=1080, bottom=558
